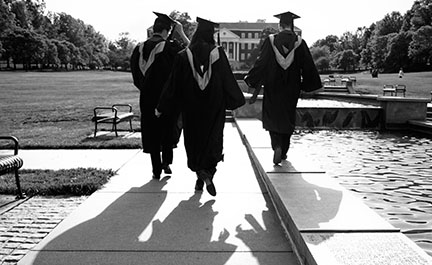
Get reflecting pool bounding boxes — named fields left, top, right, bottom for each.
left=291, top=130, right=432, bottom=257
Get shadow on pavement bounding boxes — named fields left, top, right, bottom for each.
left=30, top=176, right=237, bottom=264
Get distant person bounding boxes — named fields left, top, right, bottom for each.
left=130, top=12, right=189, bottom=179
left=156, top=17, right=245, bottom=196
left=245, top=11, right=322, bottom=165
left=371, top=67, right=379, bottom=78
left=399, top=68, right=404, bottom=78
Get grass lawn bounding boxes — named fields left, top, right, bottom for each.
left=0, top=71, right=141, bottom=148
left=0, top=168, right=116, bottom=196
left=320, top=71, right=432, bottom=98
left=1, top=70, right=432, bottom=149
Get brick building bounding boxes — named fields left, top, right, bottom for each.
left=217, top=22, right=301, bottom=69
left=147, top=21, right=301, bottom=69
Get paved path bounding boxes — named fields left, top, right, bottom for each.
left=0, top=196, right=86, bottom=264
left=8, top=124, right=299, bottom=265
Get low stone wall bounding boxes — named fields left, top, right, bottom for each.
left=234, top=94, right=382, bottom=130
left=235, top=92, right=431, bottom=131
left=378, top=96, right=430, bottom=129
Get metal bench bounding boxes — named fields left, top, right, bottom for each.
left=0, top=136, right=25, bottom=199
left=395, top=84, right=406, bottom=97
left=383, top=85, right=396, bottom=96
left=323, top=76, right=336, bottom=86
left=383, top=84, right=406, bottom=97
left=92, top=104, right=135, bottom=137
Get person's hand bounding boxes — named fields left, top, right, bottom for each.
left=155, top=108, right=162, bottom=118
left=173, top=21, right=190, bottom=45
left=249, top=94, right=257, bottom=104
left=173, top=21, right=183, bottom=34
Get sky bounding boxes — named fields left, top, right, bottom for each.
left=43, top=0, right=415, bottom=44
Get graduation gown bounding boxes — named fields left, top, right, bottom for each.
left=130, top=36, right=183, bottom=153
left=245, top=31, right=322, bottom=134
left=158, top=45, right=245, bottom=172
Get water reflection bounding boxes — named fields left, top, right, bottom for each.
left=291, top=130, right=432, bottom=256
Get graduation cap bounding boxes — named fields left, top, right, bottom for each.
left=196, top=17, right=219, bottom=33
left=153, top=11, right=175, bottom=27
left=274, top=11, right=300, bottom=26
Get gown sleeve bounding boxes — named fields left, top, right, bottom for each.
left=299, top=40, right=322, bottom=92
left=130, top=45, right=143, bottom=90
left=244, top=37, right=272, bottom=88
left=219, top=47, right=246, bottom=110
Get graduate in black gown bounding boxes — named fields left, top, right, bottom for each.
left=156, top=17, right=245, bottom=196
left=245, top=11, right=322, bottom=165
left=130, top=12, right=189, bottom=179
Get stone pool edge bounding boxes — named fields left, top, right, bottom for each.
left=235, top=118, right=432, bottom=265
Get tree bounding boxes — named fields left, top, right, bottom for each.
left=313, top=35, right=340, bottom=53
left=52, top=13, right=86, bottom=46
left=375, top=12, right=404, bottom=36
left=169, top=10, right=195, bottom=40
left=40, top=38, right=59, bottom=67
left=53, top=39, right=70, bottom=68
left=23, top=0, right=46, bottom=32
left=409, top=0, right=432, bottom=31
left=335, top=49, right=358, bottom=72
left=371, top=35, right=388, bottom=70
left=0, top=0, right=15, bottom=57
left=409, top=25, right=432, bottom=69
left=82, top=24, right=109, bottom=69
left=310, top=46, right=330, bottom=72
left=385, top=31, right=412, bottom=72
left=360, top=42, right=373, bottom=69
left=107, top=32, right=135, bottom=70
left=10, top=0, right=29, bottom=29
left=4, top=28, right=46, bottom=69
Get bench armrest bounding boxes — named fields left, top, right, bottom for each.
left=0, top=136, right=19, bottom=155
left=112, top=104, right=133, bottom=113
left=93, top=106, right=118, bottom=119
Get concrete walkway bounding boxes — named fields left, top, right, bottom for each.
left=17, top=123, right=300, bottom=265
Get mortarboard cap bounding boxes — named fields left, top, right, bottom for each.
left=274, top=11, right=300, bottom=25
left=196, top=17, right=219, bottom=32
left=153, top=11, right=175, bottom=27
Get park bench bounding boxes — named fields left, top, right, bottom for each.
left=0, top=136, right=25, bottom=199
left=323, top=75, right=336, bottom=86
left=349, top=76, right=357, bottom=86
left=383, top=84, right=396, bottom=96
left=395, top=84, right=406, bottom=97
left=383, top=84, right=406, bottom=97
left=92, top=104, right=135, bottom=137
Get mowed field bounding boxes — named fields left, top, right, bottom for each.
left=320, top=71, right=432, bottom=98
left=1, top=70, right=431, bottom=148
left=0, top=71, right=141, bottom=148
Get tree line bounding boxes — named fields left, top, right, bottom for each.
left=0, top=0, right=132, bottom=70
left=1, top=0, right=431, bottom=73
left=309, top=0, right=432, bottom=73
left=0, top=0, right=196, bottom=71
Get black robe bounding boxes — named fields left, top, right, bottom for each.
left=158, top=44, right=245, bottom=172
left=245, top=31, right=322, bottom=134
left=130, top=36, right=183, bottom=153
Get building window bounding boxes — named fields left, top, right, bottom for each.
left=241, top=32, right=245, bottom=38
left=241, top=43, right=245, bottom=49
left=254, top=32, right=259, bottom=39
left=248, top=32, right=252, bottom=39
left=241, top=53, right=245, bottom=60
